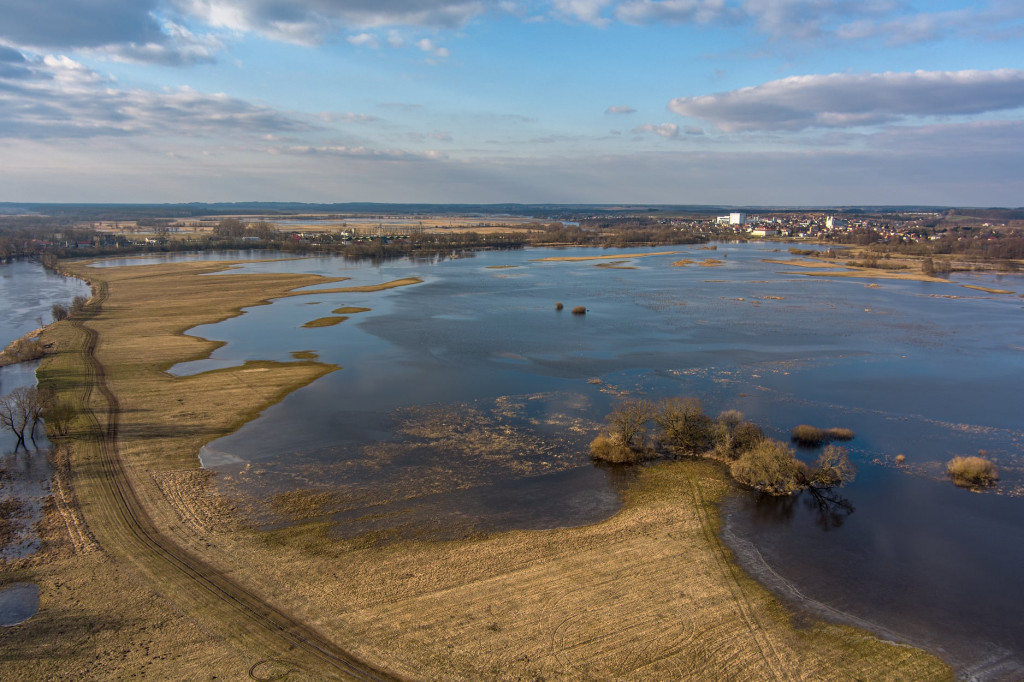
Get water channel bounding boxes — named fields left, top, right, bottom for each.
left=0, top=260, right=91, bottom=626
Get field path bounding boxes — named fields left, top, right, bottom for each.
left=71, top=281, right=396, bottom=682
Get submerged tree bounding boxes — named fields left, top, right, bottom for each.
left=0, top=387, right=44, bottom=450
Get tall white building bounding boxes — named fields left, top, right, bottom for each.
left=730, top=212, right=746, bottom=225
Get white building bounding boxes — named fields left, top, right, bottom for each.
left=826, top=216, right=849, bottom=229
left=730, top=212, right=746, bottom=225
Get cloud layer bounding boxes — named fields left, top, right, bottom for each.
left=669, top=69, right=1024, bottom=132
left=0, top=51, right=313, bottom=139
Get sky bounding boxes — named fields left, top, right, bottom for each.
left=1, top=0, right=1023, bottom=206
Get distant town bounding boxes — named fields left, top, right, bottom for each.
left=1, top=204, right=1022, bottom=263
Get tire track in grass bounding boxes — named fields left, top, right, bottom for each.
left=71, top=282, right=396, bottom=681
left=687, top=473, right=791, bottom=681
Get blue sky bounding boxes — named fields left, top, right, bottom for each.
left=1, top=0, right=1022, bottom=205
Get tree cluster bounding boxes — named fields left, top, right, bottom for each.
left=0, top=386, right=76, bottom=450
left=590, top=397, right=855, bottom=495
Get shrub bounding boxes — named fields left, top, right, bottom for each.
left=791, top=424, right=826, bottom=446
left=555, top=302, right=564, bottom=311
left=730, top=439, right=808, bottom=495
left=70, top=295, right=89, bottom=315
left=716, top=410, right=744, bottom=429
left=792, top=424, right=855, bottom=446
left=589, top=433, right=650, bottom=464
left=51, top=303, right=69, bottom=322
left=731, top=422, right=764, bottom=453
left=809, top=445, right=856, bottom=488
left=571, top=305, right=587, bottom=315
left=654, top=397, right=713, bottom=455
left=826, top=427, right=855, bottom=441
left=946, top=456, right=998, bottom=488
left=895, top=454, right=906, bottom=464
left=0, top=336, right=46, bottom=365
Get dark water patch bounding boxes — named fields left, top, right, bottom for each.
left=723, top=466, right=1024, bottom=676
left=324, top=466, right=633, bottom=541
left=0, top=583, right=39, bottom=627
left=0, top=261, right=91, bottom=348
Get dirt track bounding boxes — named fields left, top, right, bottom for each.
left=72, top=282, right=395, bottom=681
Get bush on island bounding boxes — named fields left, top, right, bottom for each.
left=946, top=456, right=998, bottom=488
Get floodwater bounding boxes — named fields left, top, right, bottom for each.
left=0, top=260, right=90, bottom=560
left=0, top=583, right=39, bottom=626
left=90, top=245, right=1024, bottom=673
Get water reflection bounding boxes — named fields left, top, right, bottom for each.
left=750, top=487, right=855, bottom=531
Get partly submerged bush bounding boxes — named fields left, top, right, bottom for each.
left=946, top=456, right=998, bottom=488
left=810, top=445, right=856, bottom=488
left=592, top=398, right=855, bottom=495
left=826, top=427, right=855, bottom=441
left=791, top=424, right=826, bottom=446
left=0, top=336, right=46, bottom=366
left=571, top=305, right=587, bottom=315
left=589, top=433, right=654, bottom=464
left=792, top=424, right=855, bottom=446
left=730, top=439, right=808, bottom=495
left=555, top=301, right=564, bottom=311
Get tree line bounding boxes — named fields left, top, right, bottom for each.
left=590, top=397, right=855, bottom=496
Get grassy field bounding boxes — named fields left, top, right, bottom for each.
left=1, top=257, right=952, bottom=680
left=532, top=251, right=679, bottom=262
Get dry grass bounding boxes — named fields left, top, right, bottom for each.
left=961, top=284, right=1015, bottom=294
left=290, top=350, right=318, bottom=360
left=672, top=258, right=696, bottom=267
left=532, top=251, right=678, bottom=262
left=331, top=306, right=372, bottom=314
left=779, top=266, right=949, bottom=282
left=302, top=316, right=348, bottom=327
left=946, top=456, right=999, bottom=488
left=0, top=333, right=47, bottom=367
left=700, top=258, right=725, bottom=267
left=792, top=424, right=855, bottom=446
left=244, top=461, right=949, bottom=680
left=762, top=258, right=845, bottom=269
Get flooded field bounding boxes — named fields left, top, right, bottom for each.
left=144, top=243, right=1024, bottom=674
left=0, top=261, right=91, bottom=563
left=8, top=245, right=1019, bottom=672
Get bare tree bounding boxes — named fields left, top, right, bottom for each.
left=606, top=399, right=656, bottom=451
left=0, top=387, right=43, bottom=450
left=654, top=397, right=713, bottom=455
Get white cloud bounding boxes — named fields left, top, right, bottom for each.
left=550, top=0, right=614, bottom=26
left=416, top=37, right=450, bottom=57
left=0, top=53, right=314, bottom=139
left=669, top=69, right=1024, bottom=132
left=615, top=0, right=728, bottom=25
left=605, top=105, right=636, bottom=114
left=175, top=0, right=486, bottom=44
left=347, top=33, right=380, bottom=48
left=633, top=122, right=679, bottom=138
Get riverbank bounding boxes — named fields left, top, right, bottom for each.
left=2, top=255, right=951, bottom=678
